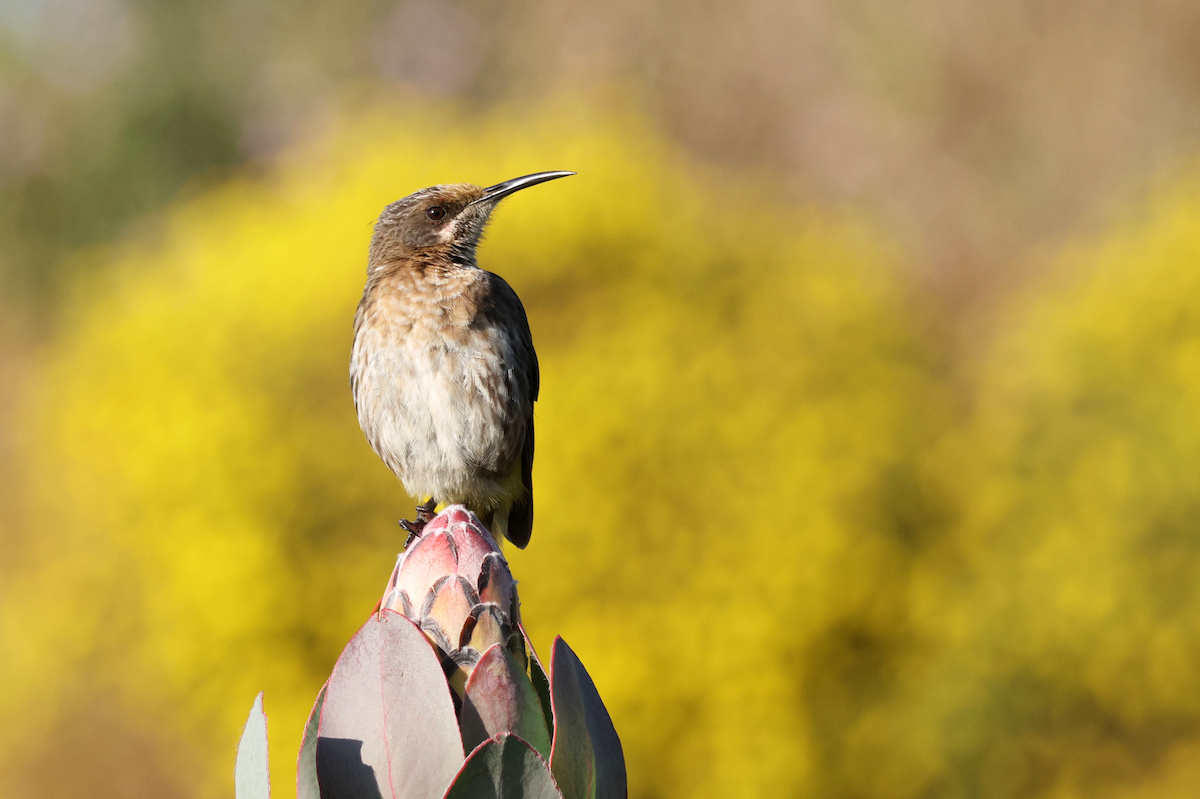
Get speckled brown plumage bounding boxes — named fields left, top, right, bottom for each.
left=350, top=173, right=570, bottom=547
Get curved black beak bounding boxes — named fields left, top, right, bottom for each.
left=471, top=171, right=576, bottom=206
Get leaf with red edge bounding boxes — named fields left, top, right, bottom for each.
left=548, top=639, right=626, bottom=799
left=519, top=626, right=554, bottom=749
left=461, top=644, right=552, bottom=760
left=442, top=733, right=561, bottom=799
left=235, top=692, right=271, bottom=799
left=296, top=682, right=327, bottom=799
left=529, top=661, right=553, bottom=747
left=317, top=610, right=464, bottom=799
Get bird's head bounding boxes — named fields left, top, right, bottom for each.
left=369, top=171, right=574, bottom=269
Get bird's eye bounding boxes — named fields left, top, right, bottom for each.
left=426, top=205, right=446, bottom=221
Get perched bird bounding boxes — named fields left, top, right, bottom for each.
left=351, top=171, right=573, bottom=548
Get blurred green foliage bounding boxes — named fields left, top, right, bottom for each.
left=0, top=0, right=243, bottom=300
left=2, top=99, right=1200, bottom=799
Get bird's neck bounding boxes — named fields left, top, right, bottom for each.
left=369, top=246, right=476, bottom=281
left=447, top=239, right=479, bottom=267
left=364, top=251, right=484, bottom=311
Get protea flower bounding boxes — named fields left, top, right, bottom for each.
left=377, top=505, right=531, bottom=712
left=235, top=506, right=626, bottom=799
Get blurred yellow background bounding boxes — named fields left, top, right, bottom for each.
left=3, top=3, right=1200, bottom=799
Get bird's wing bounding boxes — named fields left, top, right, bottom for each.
left=512, top=284, right=539, bottom=403
left=506, top=420, right=534, bottom=548
left=483, top=271, right=538, bottom=409
left=485, top=272, right=537, bottom=548
left=508, top=341, right=536, bottom=548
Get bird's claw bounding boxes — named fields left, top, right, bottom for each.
left=399, top=518, right=423, bottom=548
left=415, top=498, right=437, bottom=524
left=399, top=499, right=439, bottom=549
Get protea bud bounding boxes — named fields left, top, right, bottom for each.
left=279, top=506, right=626, bottom=799
left=379, top=506, right=528, bottom=705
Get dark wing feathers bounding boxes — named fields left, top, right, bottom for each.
left=506, top=420, right=534, bottom=548
left=507, top=316, right=537, bottom=549
left=485, top=272, right=537, bottom=549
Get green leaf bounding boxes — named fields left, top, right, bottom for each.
left=443, top=733, right=561, bottom=799
left=522, top=627, right=553, bottom=745
left=296, top=682, right=327, bottom=799
left=235, top=691, right=271, bottom=799
left=461, top=644, right=552, bottom=760
left=547, top=639, right=626, bottom=799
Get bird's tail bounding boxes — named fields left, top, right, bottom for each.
left=481, top=495, right=532, bottom=550
left=504, top=492, right=533, bottom=549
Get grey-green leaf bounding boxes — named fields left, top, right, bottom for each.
left=547, top=639, right=626, bottom=799
left=443, top=733, right=561, bottom=799
left=461, top=644, right=552, bottom=760
left=235, top=691, right=271, bottom=799
left=297, top=682, right=327, bottom=799
left=523, top=628, right=553, bottom=746
left=317, top=610, right=464, bottom=799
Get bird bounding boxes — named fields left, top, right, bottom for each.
left=350, top=171, right=573, bottom=549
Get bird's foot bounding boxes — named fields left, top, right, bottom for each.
left=416, top=497, right=438, bottom=524
left=398, top=518, right=423, bottom=548
left=399, top=499, right=439, bottom=548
